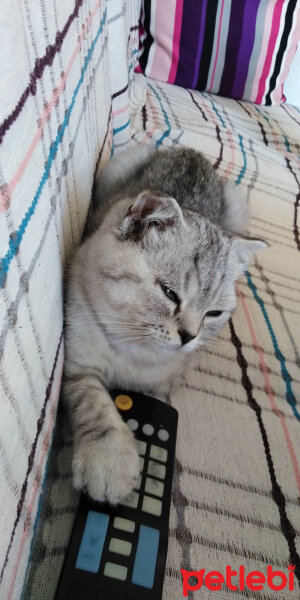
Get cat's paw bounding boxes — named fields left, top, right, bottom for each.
left=72, top=425, right=140, bottom=504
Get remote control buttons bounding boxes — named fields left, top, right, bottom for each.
left=158, top=428, right=169, bottom=442
left=104, top=562, right=127, bottom=581
left=142, top=495, right=162, bottom=516
left=75, top=511, right=109, bottom=573
left=150, top=444, right=168, bottom=463
left=113, top=517, right=135, bottom=533
left=109, top=538, right=132, bottom=556
left=114, top=394, right=133, bottom=410
left=132, top=526, right=160, bottom=589
left=147, top=460, right=166, bottom=480
left=127, top=418, right=138, bottom=431
left=145, top=477, right=164, bottom=498
left=136, top=439, right=146, bottom=455
left=142, top=423, right=154, bottom=436
left=119, top=491, right=139, bottom=509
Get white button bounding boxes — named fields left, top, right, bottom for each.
left=158, top=429, right=169, bottom=442
left=142, top=495, right=162, bottom=516
left=104, top=562, right=127, bottom=581
left=127, top=419, right=138, bottom=432
left=136, top=440, right=146, bottom=456
left=142, top=424, right=154, bottom=436
left=109, top=538, right=132, bottom=556
left=139, top=457, right=144, bottom=472
left=113, top=517, right=135, bottom=533
left=150, top=445, right=168, bottom=463
left=147, top=460, right=166, bottom=480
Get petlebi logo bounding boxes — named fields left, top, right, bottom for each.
left=181, top=564, right=296, bottom=595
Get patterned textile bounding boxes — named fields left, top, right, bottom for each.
left=23, top=74, right=300, bottom=599
left=137, top=0, right=300, bottom=105
left=0, top=1, right=140, bottom=599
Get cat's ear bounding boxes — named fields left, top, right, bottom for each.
left=120, top=190, right=183, bottom=241
left=232, top=236, right=268, bottom=272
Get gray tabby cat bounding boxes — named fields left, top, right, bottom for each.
left=64, top=145, right=266, bottom=504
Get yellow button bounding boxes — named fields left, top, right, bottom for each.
left=114, top=394, right=133, bottom=411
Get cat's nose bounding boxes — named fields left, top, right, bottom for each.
left=178, top=330, right=196, bottom=345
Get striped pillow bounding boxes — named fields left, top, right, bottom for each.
left=137, top=0, right=300, bottom=105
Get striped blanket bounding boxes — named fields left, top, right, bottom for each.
left=0, top=1, right=299, bottom=599
left=0, top=0, right=139, bottom=598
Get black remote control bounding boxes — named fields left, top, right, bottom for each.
left=55, top=390, right=178, bottom=600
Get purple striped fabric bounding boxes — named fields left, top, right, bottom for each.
left=138, top=0, right=300, bottom=105
left=219, top=0, right=247, bottom=98
left=192, top=0, right=208, bottom=89
left=175, top=1, right=203, bottom=89
left=231, top=0, right=261, bottom=99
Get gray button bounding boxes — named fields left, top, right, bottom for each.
left=147, top=460, right=166, bottom=480
left=119, top=491, right=139, bottom=509
left=136, top=440, right=147, bottom=456
left=127, top=419, right=138, bottom=431
left=142, top=424, right=154, bottom=436
left=145, top=477, right=164, bottom=498
left=158, top=429, right=169, bottom=442
left=134, top=474, right=142, bottom=490
left=139, top=457, right=145, bottom=472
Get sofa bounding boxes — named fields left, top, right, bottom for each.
left=0, top=1, right=299, bottom=598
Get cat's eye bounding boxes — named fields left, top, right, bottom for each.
left=160, top=282, right=179, bottom=305
left=205, top=310, right=223, bottom=318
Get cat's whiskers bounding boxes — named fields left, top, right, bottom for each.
left=66, top=318, right=151, bottom=331
left=115, top=333, right=154, bottom=344
left=82, top=312, right=153, bottom=327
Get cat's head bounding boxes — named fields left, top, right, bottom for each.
left=99, top=191, right=266, bottom=357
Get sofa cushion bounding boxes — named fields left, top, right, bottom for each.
left=137, top=0, right=300, bottom=105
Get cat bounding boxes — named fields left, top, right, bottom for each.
left=64, top=145, right=266, bottom=504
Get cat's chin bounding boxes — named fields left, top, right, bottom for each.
left=117, top=339, right=181, bottom=360
left=119, top=339, right=199, bottom=359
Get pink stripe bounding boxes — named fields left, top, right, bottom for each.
left=148, top=0, right=177, bottom=81
left=273, top=8, right=300, bottom=104
left=255, top=0, right=285, bottom=104
left=0, top=0, right=102, bottom=213
left=167, top=0, right=184, bottom=84
left=6, top=347, right=64, bottom=600
left=250, top=1, right=276, bottom=102
left=208, top=0, right=225, bottom=93
left=112, top=103, right=129, bottom=118
left=238, top=288, right=300, bottom=496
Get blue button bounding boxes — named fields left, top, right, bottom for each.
left=132, top=525, right=160, bottom=589
left=75, top=511, right=109, bottom=573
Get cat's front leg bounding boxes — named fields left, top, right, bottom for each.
left=64, top=372, right=139, bottom=504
